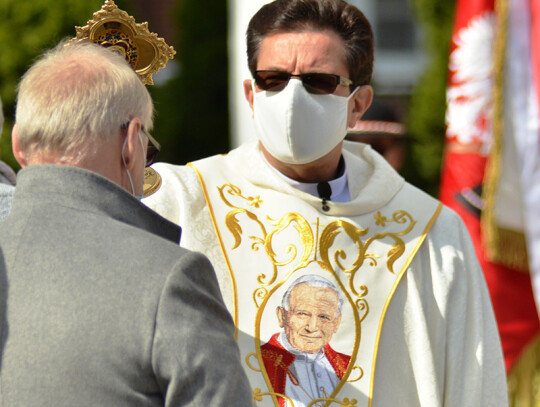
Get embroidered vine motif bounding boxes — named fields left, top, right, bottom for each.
left=217, top=183, right=417, bottom=299
left=252, top=388, right=359, bottom=407
left=217, top=183, right=417, bottom=406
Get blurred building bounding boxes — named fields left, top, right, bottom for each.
left=357, top=0, right=426, bottom=94
left=346, top=97, right=409, bottom=171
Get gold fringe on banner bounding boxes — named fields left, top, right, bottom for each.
left=495, top=227, right=530, bottom=272
left=508, top=335, right=540, bottom=407
left=481, top=0, right=530, bottom=272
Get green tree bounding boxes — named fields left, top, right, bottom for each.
left=147, top=0, right=229, bottom=165
left=0, top=0, right=130, bottom=170
left=403, top=0, right=455, bottom=196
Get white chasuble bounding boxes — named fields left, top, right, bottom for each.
left=188, top=155, right=442, bottom=407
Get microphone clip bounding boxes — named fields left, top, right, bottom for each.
left=317, top=182, right=331, bottom=212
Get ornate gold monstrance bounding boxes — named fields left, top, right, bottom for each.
left=72, top=0, right=176, bottom=85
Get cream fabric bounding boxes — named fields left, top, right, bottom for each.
left=144, top=138, right=508, bottom=406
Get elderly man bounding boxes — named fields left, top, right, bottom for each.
left=143, top=0, right=508, bottom=405
left=262, top=274, right=349, bottom=407
left=0, top=40, right=252, bottom=406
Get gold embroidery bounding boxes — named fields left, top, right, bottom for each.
left=200, top=179, right=441, bottom=407
left=188, top=164, right=239, bottom=336
left=216, top=183, right=423, bottom=406
left=253, top=389, right=360, bottom=406
left=218, top=183, right=417, bottom=291
left=264, top=213, right=314, bottom=269
left=318, top=211, right=416, bottom=279
left=307, top=397, right=359, bottom=407
left=219, top=183, right=315, bottom=296
left=252, top=388, right=294, bottom=405
left=367, top=203, right=442, bottom=407
left=246, top=352, right=263, bottom=373
left=319, top=219, right=370, bottom=276
left=219, top=184, right=267, bottom=250
left=355, top=285, right=369, bottom=323
left=347, top=365, right=364, bottom=382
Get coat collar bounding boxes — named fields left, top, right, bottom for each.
left=13, top=165, right=181, bottom=244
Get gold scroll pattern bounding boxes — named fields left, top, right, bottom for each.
left=252, top=388, right=360, bottom=407
left=217, top=183, right=416, bottom=406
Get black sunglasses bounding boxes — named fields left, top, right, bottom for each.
left=254, top=70, right=354, bottom=95
left=121, top=121, right=160, bottom=167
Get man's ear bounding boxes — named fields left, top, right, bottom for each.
left=347, top=85, right=374, bottom=128
left=243, top=79, right=255, bottom=111
left=121, top=119, right=142, bottom=171
left=12, top=124, right=28, bottom=168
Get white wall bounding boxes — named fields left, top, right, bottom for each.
left=228, top=0, right=271, bottom=148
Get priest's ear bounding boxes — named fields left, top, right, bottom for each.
left=347, top=85, right=373, bottom=128
left=243, top=79, right=255, bottom=111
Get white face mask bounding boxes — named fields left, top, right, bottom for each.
left=252, top=79, right=357, bottom=165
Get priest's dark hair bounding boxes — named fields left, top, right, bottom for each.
left=246, top=0, right=374, bottom=87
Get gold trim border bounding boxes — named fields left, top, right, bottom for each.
left=507, top=334, right=540, bottom=406
left=368, top=203, right=443, bottom=406
left=188, top=162, right=239, bottom=339
left=482, top=0, right=529, bottom=271
left=482, top=0, right=510, bottom=263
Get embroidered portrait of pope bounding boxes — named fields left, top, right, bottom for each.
left=260, top=273, right=351, bottom=407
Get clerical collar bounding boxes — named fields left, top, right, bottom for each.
left=261, top=153, right=349, bottom=203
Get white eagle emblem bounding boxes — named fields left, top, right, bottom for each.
left=445, top=12, right=495, bottom=154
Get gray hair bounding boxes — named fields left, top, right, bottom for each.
left=15, top=39, right=154, bottom=163
left=282, top=274, right=344, bottom=315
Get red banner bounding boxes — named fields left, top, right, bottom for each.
left=440, top=0, right=540, bottom=374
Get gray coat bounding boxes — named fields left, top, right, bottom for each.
left=0, top=183, right=13, bottom=220
left=0, top=165, right=252, bottom=406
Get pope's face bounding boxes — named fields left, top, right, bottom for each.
left=278, top=283, right=342, bottom=354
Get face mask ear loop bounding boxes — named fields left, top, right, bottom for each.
left=121, top=135, right=136, bottom=196
left=347, top=86, right=360, bottom=101
left=136, top=131, right=146, bottom=199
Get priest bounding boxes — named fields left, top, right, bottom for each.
left=144, top=0, right=508, bottom=405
